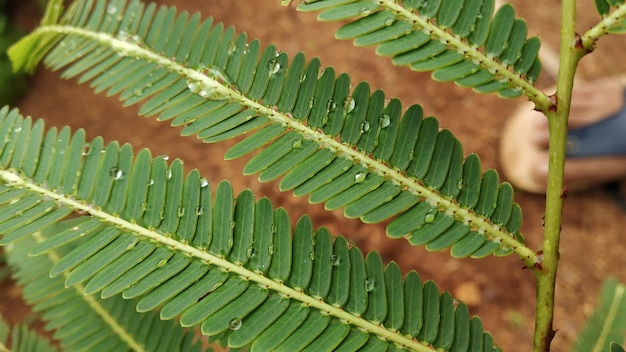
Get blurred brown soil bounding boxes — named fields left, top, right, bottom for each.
left=2, top=1, right=626, bottom=351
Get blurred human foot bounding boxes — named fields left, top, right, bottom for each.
left=499, top=79, right=626, bottom=194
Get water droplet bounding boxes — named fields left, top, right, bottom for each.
left=360, top=121, right=370, bottom=133
left=126, top=242, right=136, bottom=250
left=141, top=202, right=148, bottom=210
left=82, top=143, right=91, bottom=156
left=291, top=139, right=302, bottom=148
left=14, top=210, right=23, bottom=217
left=247, top=247, right=255, bottom=257
left=326, top=100, right=336, bottom=113
left=177, top=207, right=185, bottom=217
left=364, top=278, right=375, bottom=292
left=424, top=212, right=435, bottom=223
left=187, top=80, right=200, bottom=94
left=358, top=6, right=371, bottom=15
left=271, top=225, right=277, bottom=233
left=199, top=178, right=209, bottom=188
left=228, top=42, right=237, bottom=55
left=106, top=4, right=117, bottom=14
left=110, top=167, right=123, bottom=180
left=379, top=114, right=391, bottom=128
left=147, top=178, right=154, bottom=186
left=157, top=259, right=168, bottom=267
left=229, top=318, right=242, bottom=330
left=384, top=18, right=394, bottom=26
left=195, top=206, right=203, bottom=215
left=166, top=169, right=172, bottom=180
left=309, top=251, right=315, bottom=260
left=229, top=221, right=236, bottom=229
left=183, top=116, right=196, bottom=126
left=160, top=154, right=169, bottom=161
left=343, top=97, right=356, bottom=113
left=457, top=179, right=464, bottom=190
left=308, top=97, right=316, bottom=108
left=268, top=243, right=274, bottom=255
left=267, top=59, right=280, bottom=74
left=133, top=88, right=143, bottom=96
left=299, top=72, right=307, bottom=83
left=198, top=89, right=213, bottom=98
left=13, top=126, right=22, bottom=133
left=331, top=254, right=340, bottom=266
left=354, top=171, right=366, bottom=183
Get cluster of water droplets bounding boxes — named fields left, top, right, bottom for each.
left=186, top=79, right=215, bottom=99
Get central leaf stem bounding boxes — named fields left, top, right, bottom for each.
left=532, top=0, right=585, bottom=350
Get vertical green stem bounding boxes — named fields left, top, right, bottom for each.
left=532, top=0, right=586, bottom=350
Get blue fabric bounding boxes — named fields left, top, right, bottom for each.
left=566, top=89, right=626, bottom=158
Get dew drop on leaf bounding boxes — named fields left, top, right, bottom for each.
left=331, top=254, right=340, bottom=266
left=364, top=278, right=374, bottom=292
left=195, top=206, right=203, bottom=215
left=299, top=72, right=307, bottom=83
left=229, top=318, right=242, bottom=331
left=106, top=4, right=117, bottom=14
left=384, top=18, right=394, bottom=26
left=379, top=114, right=391, bottom=128
left=147, top=178, right=154, bottom=186
left=160, top=154, right=169, bottom=161
left=199, top=178, right=209, bottom=188
left=229, top=221, right=236, bottom=229
left=166, top=169, right=172, bottom=180
left=354, top=171, right=366, bottom=183
left=358, top=6, right=371, bottom=15
left=424, top=212, right=435, bottom=223
left=177, top=207, right=185, bottom=217
left=110, top=167, right=123, bottom=180
left=13, top=126, right=22, bottom=133
left=82, top=143, right=91, bottom=156
left=360, top=121, right=370, bottom=133
left=326, top=99, right=336, bottom=112
left=267, top=58, right=280, bottom=74
left=157, top=259, right=168, bottom=267
left=343, top=96, right=356, bottom=113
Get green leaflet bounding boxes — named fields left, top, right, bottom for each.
left=572, top=278, right=626, bottom=352
left=0, top=315, right=58, bottom=352
left=300, top=0, right=547, bottom=102
left=7, top=0, right=537, bottom=263
left=0, top=106, right=501, bottom=351
left=4, top=221, right=202, bottom=352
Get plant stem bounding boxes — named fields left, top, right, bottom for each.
left=532, top=0, right=585, bottom=350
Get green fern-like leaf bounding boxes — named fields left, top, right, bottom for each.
left=3, top=223, right=203, bottom=351
left=296, top=0, right=548, bottom=105
left=0, top=106, right=500, bottom=351
left=572, top=278, right=626, bottom=352
left=0, top=314, right=58, bottom=352
left=592, top=0, right=626, bottom=33
left=8, top=0, right=538, bottom=264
